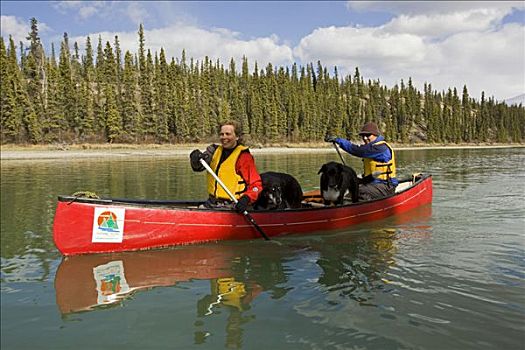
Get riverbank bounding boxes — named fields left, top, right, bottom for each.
left=1, top=143, right=523, bottom=160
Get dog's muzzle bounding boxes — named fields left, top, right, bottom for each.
left=268, top=191, right=282, bottom=206
left=322, top=187, right=341, bottom=202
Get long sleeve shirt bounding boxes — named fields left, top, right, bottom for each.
left=234, top=151, right=262, bottom=203
left=334, top=135, right=398, bottom=185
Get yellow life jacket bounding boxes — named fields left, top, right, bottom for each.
left=363, top=141, right=397, bottom=182
left=211, top=277, right=247, bottom=310
left=207, top=145, right=248, bottom=200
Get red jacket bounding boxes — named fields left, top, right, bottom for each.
left=235, top=151, right=262, bottom=203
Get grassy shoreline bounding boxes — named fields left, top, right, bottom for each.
left=1, top=142, right=523, bottom=161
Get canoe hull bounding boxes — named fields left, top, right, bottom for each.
left=53, top=175, right=432, bottom=255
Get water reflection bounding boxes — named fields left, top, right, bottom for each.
left=54, top=244, right=238, bottom=314
left=54, top=241, right=292, bottom=348
left=54, top=205, right=432, bottom=347
left=312, top=205, right=432, bottom=305
left=314, top=228, right=397, bottom=304
left=195, top=277, right=263, bottom=347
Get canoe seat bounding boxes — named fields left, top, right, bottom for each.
left=302, top=201, right=326, bottom=208
left=395, top=182, right=412, bottom=193
left=301, top=189, right=325, bottom=207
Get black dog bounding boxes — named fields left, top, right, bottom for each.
left=254, top=172, right=303, bottom=210
left=318, top=162, right=359, bottom=205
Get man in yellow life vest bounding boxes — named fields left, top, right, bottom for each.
left=325, top=122, right=398, bottom=201
left=190, top=120, right=262, bottom=211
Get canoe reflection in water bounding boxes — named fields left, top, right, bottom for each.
left=54, top=244, right=245, bottom=314
left=54, top=242, right=287, bottom=348
left=55, top=204, right=431, bottom=346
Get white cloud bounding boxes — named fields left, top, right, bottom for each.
left=294, top=26, right=426, bottom=67
left=383, top=8, right=510, bottom=38
left=154, top=26, right=293, bottom=67
left=426, top=23, right=525, bottom=98
left=52, top=1, right=157, bottom=25
left=53, top=1, right=114, bottom=21
left=71, top=25, right=294, bottom=70
left=53, top=1, right=126, bottom=21
left=124, top=2, right=150, bottom=25
left=1, top=16, right=51, bottom=47
left=78, top=6, right=98, bottom=20
left=346, top=1, right=524, bottom=16
left=52, top=1, right=83, bottom=10
left=296, top=4, right=525, bottom=100
left=1, top=16, right=29, bottom=44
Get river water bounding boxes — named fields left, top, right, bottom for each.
left=1, top=147, right=524, bottom=349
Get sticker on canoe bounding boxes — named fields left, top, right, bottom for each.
left=93, top=260, right=131, bottom=305
left=92, top=207, right=125, bottom=243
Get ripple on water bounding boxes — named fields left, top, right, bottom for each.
left=408, top=313, right=451, bottom=324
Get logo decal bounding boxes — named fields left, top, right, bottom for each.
left=97, top=211, right=120, bottom=232
left=93, top=260, right=131, bottom=305
left=92, top=207, right=125, bottom=243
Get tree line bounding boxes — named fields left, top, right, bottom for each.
left=1, top=18, right=524, bottom=145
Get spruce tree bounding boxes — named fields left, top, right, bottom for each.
left=121, top=51, right=140, bottom=139
left=173, top=50, right=190, bottom=139
left=461, top=85, right=472, bottom=142
left=56, top=33, right=75, bottom=137
left=83, top=36, right=94, bottom=80
left=104, top=82, right=122, bottom=142
left=155, top=49, right=169, bottom=141
left=80, top=37, right=95, bottom=137
left=141, top=49, right=156, bottom=137
left=1, top=36, right=23, bottom=142
left=94, top=36, right=106, bottom=133
left=249, top=62, right=264, bottom=138
left=450, top=87, right=461, bottom=143
left=113, top=35, right=123, bottom=120
left=24, top=17, right=45, bottom=120
left=0, top=36, right=7, bottom=113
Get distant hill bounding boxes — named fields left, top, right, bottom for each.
left=504, top=93, right=525, bottom=106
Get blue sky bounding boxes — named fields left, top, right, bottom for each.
left=2, top=1, right=524, bottom=101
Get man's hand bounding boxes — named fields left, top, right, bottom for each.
left=190, top=149, right=211, bottom=170
left=190, top=149, right=211, bottom=165
left=324, top=135, right=337, bottom=143
left=234, top=195, right=250, bottom=213
left=190, top=149, right=202, bottom=163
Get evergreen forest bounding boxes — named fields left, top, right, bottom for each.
left=1, top=19, right=524, bottom=145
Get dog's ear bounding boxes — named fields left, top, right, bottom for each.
left=318, top=164, right=326, bottom=174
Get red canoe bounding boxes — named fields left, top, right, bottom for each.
left=53, top=174, right=432, bottom=255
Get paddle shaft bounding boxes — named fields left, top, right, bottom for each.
left=199, top=158, right=270, bottom=241
left=332, top=142, right=346, bottom=165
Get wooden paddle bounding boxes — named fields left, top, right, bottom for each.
left=199, top=159, right=270, bottom=241
left=331, top=141, right=346, bottom=165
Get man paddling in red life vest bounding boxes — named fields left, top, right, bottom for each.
left=325, top=121, right=398, bottom=201
left=190, top=120, right=262, bottom=212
